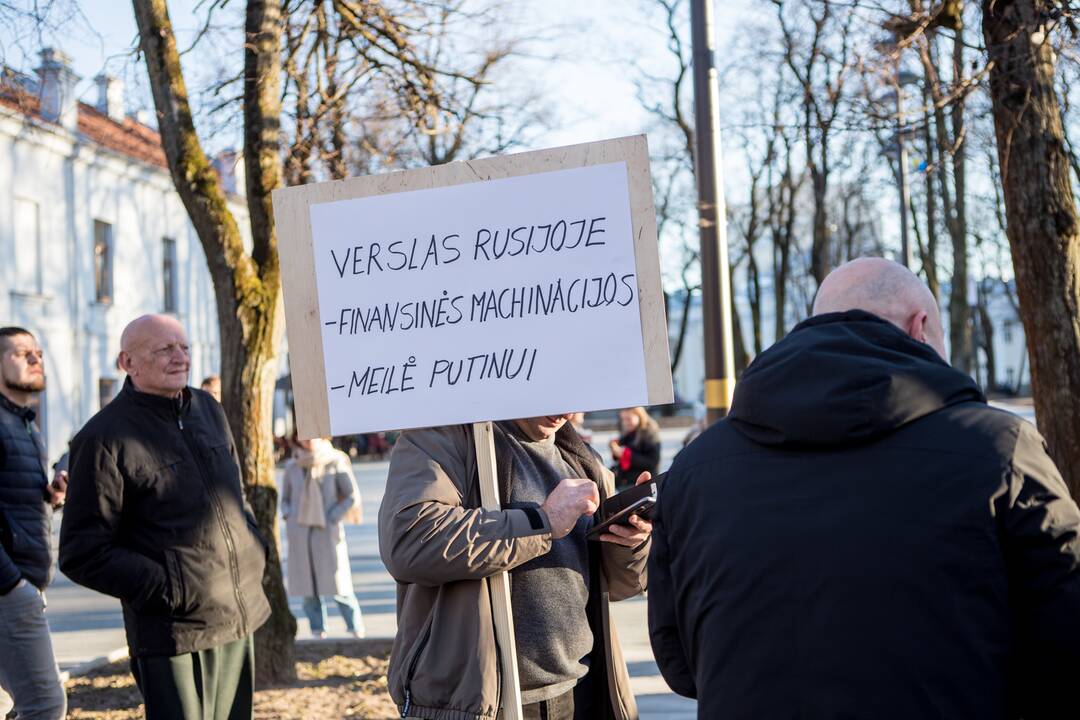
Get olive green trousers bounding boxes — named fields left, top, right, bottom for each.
left=131, top=635, right=254, bottom=720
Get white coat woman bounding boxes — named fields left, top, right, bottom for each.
left=281, top=437, right=364, bottom=637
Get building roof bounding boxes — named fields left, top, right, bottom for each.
left=0, top=86, right=168, bottom=169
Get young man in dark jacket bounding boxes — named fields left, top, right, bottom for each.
left=60, top=315, right=270, bottom=720
left=0, top=327, right=67, bottom=719
left=649, top=258, right=1080, bottom=720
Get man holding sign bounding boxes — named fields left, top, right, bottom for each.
left=379, top=414, right=650, bottom=720
left=272, top=135, right=671, bottom=720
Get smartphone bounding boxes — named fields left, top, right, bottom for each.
left=585, top=479, right=660, bottom=541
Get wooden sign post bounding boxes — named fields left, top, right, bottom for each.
left=472, top=421, right=524, bottom=717
left=272, top=135, right=671, bottom=719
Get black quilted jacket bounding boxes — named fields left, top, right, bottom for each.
left=60, top=378, right=271, bottom=657
left=0, top=391, right=52, bottom=593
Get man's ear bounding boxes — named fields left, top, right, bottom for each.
left=906, top=310, right=929, bottom=344
left=117, top=351, right=132, bottom=375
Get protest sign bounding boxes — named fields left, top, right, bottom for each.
left=273, top=134, right=672, bottom=440
left=273, top=135, right=671, bottom=720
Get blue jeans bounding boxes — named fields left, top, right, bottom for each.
left=0, top=580, right=66, bottom=719
left=301, top=593, right=363, bottom=633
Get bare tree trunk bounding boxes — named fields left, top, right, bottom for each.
left=729, top=261, right=750, bottom=373
left=669, top=285, right=696, bottom=374
left=133, top=0, right=295, bottom=683
left=983, top=0, right=1080, bottom=500
left=747, top=250, right=763, bottom=355
left=947, top=27, right=973, bottom=374
left=771, top=136, right=798, bottom=342
left=919, top=69, right=940, bottom=299
left=976, top=282, right=997, bottom=392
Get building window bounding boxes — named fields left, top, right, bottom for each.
left=1003, top=319, right=1014, bottom=344
left=93, top=220, right=113, bottom=303
left=98, top=378, right=117, bottom=409
left=14, top=198, right=42, bottom=294
left=163, top=237, right=178, bottom=313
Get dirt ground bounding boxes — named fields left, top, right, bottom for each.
left=65, top=639, right=398, bottom=720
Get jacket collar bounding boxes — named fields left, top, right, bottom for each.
left=0, top=390, right=36, bottom=423
left=729, top=309, right=984, bottom=447
left=121, top=376, right=191, bottom=418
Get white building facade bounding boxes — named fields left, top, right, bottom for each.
left=0, top=50, right=241, bottom=464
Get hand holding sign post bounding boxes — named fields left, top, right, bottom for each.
left=273, top=135, right=670, bottom=719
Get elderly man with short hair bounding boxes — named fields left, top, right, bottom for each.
left=649, top=257, right=1080, bottom=719
left=60, top=315, right=270, bottom=720
left=0, top=327, right=66, bottom=719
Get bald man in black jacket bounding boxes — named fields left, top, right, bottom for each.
left=649, top=258, right=1080, bottom=720
left=60, top=315, right=269, bottom=720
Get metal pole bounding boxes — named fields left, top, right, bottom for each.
left=690, top=0, right=736, bottom=425
left=896, top=75, right=914, bottom=268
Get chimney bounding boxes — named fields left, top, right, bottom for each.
left=94, top=74, right=124, bottom=121
left=37, top=48, right=80, bottom=132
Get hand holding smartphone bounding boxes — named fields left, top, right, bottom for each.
left=586, top=475, right=661, bottom=541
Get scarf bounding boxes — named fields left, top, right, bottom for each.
left=489, top=422, right=604, bottom=508
left=294, top=440, right=338, bottom=528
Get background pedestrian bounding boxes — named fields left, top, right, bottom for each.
left=610, top=406, right=661, bottom=490
left=0, top=327, right=67, bottom=720
left=281, top=436, right=365, bottom=638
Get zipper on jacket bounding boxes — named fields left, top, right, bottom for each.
left=401, top=621, right=433, bottom=717
left=489, top=576, right=503, bottom=714
left=177, top=416, right=249, bottom=635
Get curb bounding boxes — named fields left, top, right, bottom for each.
left=61, top=647, right=129, bottom=682
left=295, top=635, right=395, bottom=646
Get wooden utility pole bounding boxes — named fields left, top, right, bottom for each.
left=691, top=0, right=736, bottom=424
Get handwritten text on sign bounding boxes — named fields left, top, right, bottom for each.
left=309, top=161, right=648, bottom=434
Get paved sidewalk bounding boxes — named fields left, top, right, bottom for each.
left=46, top=428, right=694, bottom=717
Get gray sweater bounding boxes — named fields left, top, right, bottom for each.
left=498, top=421, right=593, bottom=704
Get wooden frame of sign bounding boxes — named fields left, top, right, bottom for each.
left=273, top=135, right=670, bottom=720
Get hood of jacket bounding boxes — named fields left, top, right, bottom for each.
left=728, top=310, right=985, bottom=447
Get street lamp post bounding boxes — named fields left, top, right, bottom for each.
left=690, top=0, right=736, bottom=425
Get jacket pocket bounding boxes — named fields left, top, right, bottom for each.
left=0, top=508, right=25, bottom=552
left=401, top=612, right=435, bottom=715
left=0, top=508, right=49, bottom=564
left=163, top=548, right=190, bottom=614
left=245, top=514, right=270, bottom=560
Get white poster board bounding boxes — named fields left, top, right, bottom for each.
left=274, top=135, right=671, bottom=439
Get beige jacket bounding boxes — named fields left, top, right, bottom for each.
left=379, top=424, right=649, bottom=720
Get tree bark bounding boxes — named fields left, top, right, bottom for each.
left=976, top=281, right=997, bottom=392
left=947, top=26, right=973, bottom=374
left=983, top=0, right=1080, bottom=500
left=133, top=0, right=295, bottom=683
left=729, top=261, right=751, bottom=373
left=919, top=54, right=940, bottom=299
left=770, top=134, right=798, bottom=342
left=669, top=285, right=695, bottom=374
